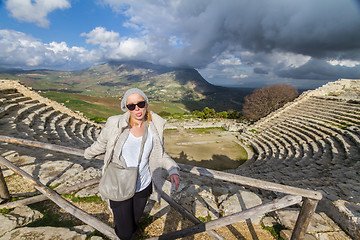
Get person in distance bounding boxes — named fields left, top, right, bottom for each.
left=84, top=88, right=180, bottom=240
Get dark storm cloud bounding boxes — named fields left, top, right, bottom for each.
left=276, top=58, right=360, bottom=80
left=254, top=68, right=269, bottom=75
left=1, top=0, right=360, bottom=86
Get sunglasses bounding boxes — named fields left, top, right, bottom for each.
left=126, top=101, right=146, bottom=111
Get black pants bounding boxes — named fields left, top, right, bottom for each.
left=110, top=183, right=152, bottom=240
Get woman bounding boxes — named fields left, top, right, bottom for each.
left=84, top=88, right=180, bottom=240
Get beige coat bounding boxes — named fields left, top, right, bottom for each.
left=84, top=111, right=179, bottom=200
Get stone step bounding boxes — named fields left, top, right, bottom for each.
left=64, top=118, right=90, bottom=148
left=0, top=92, right=23, bottom=100
left=0, top=88, right=18, bottom=95
left=304, top=99, right=360, bottom=121
left=294, top=104, right=360, bottom=126
left=294, top=106, right=358, bottom=127
left=311, top=96, right=360, bottom=111
left=26, top=105, right=54, bottom=128
left=267, top=128, right=296, bottom=160
left=260, top=131, right=287, bottom=160
left=14, top=103, right=47, bottom=124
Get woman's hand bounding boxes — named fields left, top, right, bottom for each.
left=170, top=174, right=180, bottom=191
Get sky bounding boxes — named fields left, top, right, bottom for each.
left=1, top=0, right=360, bottom=89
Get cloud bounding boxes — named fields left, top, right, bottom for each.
left=102, top=0, right=360, bottom=61
left=82, top=27, right=120, bottom=48
left=276, top=58, right=360, bottom=80
left=99, top=0, right=360, bottom=85
left=0, top=29, right=96, bottom=69
left=254, top=68, right=268, bottom=75
left=2, top=0, right=360, bottom=88
left=81, top=27, right=148, bottom=59
left=5, top=0, right=70, bottom=28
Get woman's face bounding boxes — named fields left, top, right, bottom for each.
left=126, top=93, right=147, bottom=122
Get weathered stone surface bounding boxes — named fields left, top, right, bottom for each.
left=0, top=206, right=43, bottom=236
left=325, top=200, right=360, bottom=240
left=90, top=236, right=104, bottom=240
left=219, top=190, right=263, bottom=223
left=315, top=231, right=352, bottom=240
left=0, top=226, right=87, bottom=240
left=75, top=185, right=99, bottom=197
left=38, top=161, right=84, bottom=186
left=276, top=210, right=334, bottom=233
left=60, top=167, right=101, bottom=189
left=280, top=229, right=317, bottom=240
left=193, top=199, right=213, bottom=219
left=0, top=214, right=17, bottom=237
left=261, top=216, right=278, bottom=227
left=71, top=225, right=95, bottom=235
left=1, top=152, right=36, bottom=177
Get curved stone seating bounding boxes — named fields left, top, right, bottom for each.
left=14, top=102, right=46, bottom=124
left=311, top=96, right=360, bottom=112
left=237, top=80, right=360, bottom=239
left=0, top=82, right=102, bottom=150
left=294, top=105, right=360, bottom=126
left=267, top=128, right=296, bottom=160
left=65, top=119, right=90, bottom=148
left=55, top=116, right=74, bottom=144
left=304, top=100, right=360, bottom=123
left=260, top=131, right=287, bottom=160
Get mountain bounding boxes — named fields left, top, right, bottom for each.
left=0, top=60, right=247, bottom=111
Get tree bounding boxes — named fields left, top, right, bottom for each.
left=242, top=84, right=298, bottom=120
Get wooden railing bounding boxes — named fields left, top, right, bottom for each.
left=0, top=135, right=322, bottom=240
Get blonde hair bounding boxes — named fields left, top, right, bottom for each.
left=129, top=111, right=151, bottom=127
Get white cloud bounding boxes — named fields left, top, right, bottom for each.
left=232, top=74, right=248, bottom=79
left=81, top=27, right=120, bottom=48
left=5, top=0, right=71, bottom=28
left=219, top=58, right=242, bottom=66
left=0, top=29, right=95, bottom=69
left=81, top=27, right=148, bottom=59
left=328, top=59, right=360, bottom=67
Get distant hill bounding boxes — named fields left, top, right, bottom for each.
left=0, top=60, right=249, bottom=111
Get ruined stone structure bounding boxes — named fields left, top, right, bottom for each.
left=0, top=79, right=357, bottom=239
left=232, top=79, right=360, bottom=239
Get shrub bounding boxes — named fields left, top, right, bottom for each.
left=192, top=108, right=241, bottom=119
left=242, top=84, right=298, bottom=120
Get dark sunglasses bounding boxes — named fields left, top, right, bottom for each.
left=126, top=101, right=146, bottom=111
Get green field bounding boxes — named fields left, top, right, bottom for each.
left=40, top=91, right=188, bottom=122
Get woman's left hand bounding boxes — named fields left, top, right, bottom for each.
left=170, top=174, right=180, bottom=191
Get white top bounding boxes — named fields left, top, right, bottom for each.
left=121, top=129, right=153, bottom=192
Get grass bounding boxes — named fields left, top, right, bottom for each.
left=262, top=223, right=285, bottom=240
left=198, top=214, right=212, bottom=223
left=41, top=91, right=122, bottom=121
left=27, top=201, right=79, bottom=228
left=249, top=129, right=259, bottom=134
left=69, top=195, right=103, bottom=203
left=136, top=214, right=154, bottom=239
left=0, top=208, right=13, bottom=214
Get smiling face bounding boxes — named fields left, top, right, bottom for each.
left=126, top=93, right=147, bottom=123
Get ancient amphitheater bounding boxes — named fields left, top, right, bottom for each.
left=0, top=79, right=358, bottom=240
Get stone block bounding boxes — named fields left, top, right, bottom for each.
left=275, top=209, right=334, bottom=233
left=219, top=190, right=263, bottom=223
left=316, top=231, right=352, bottom=240
left=280, top=229, right=317, bottom=240
left=262, top=216, right=278, bottom=227
left=0, top=206, right=43, bottom=236
left=0, top=226, right=87, bottom=240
